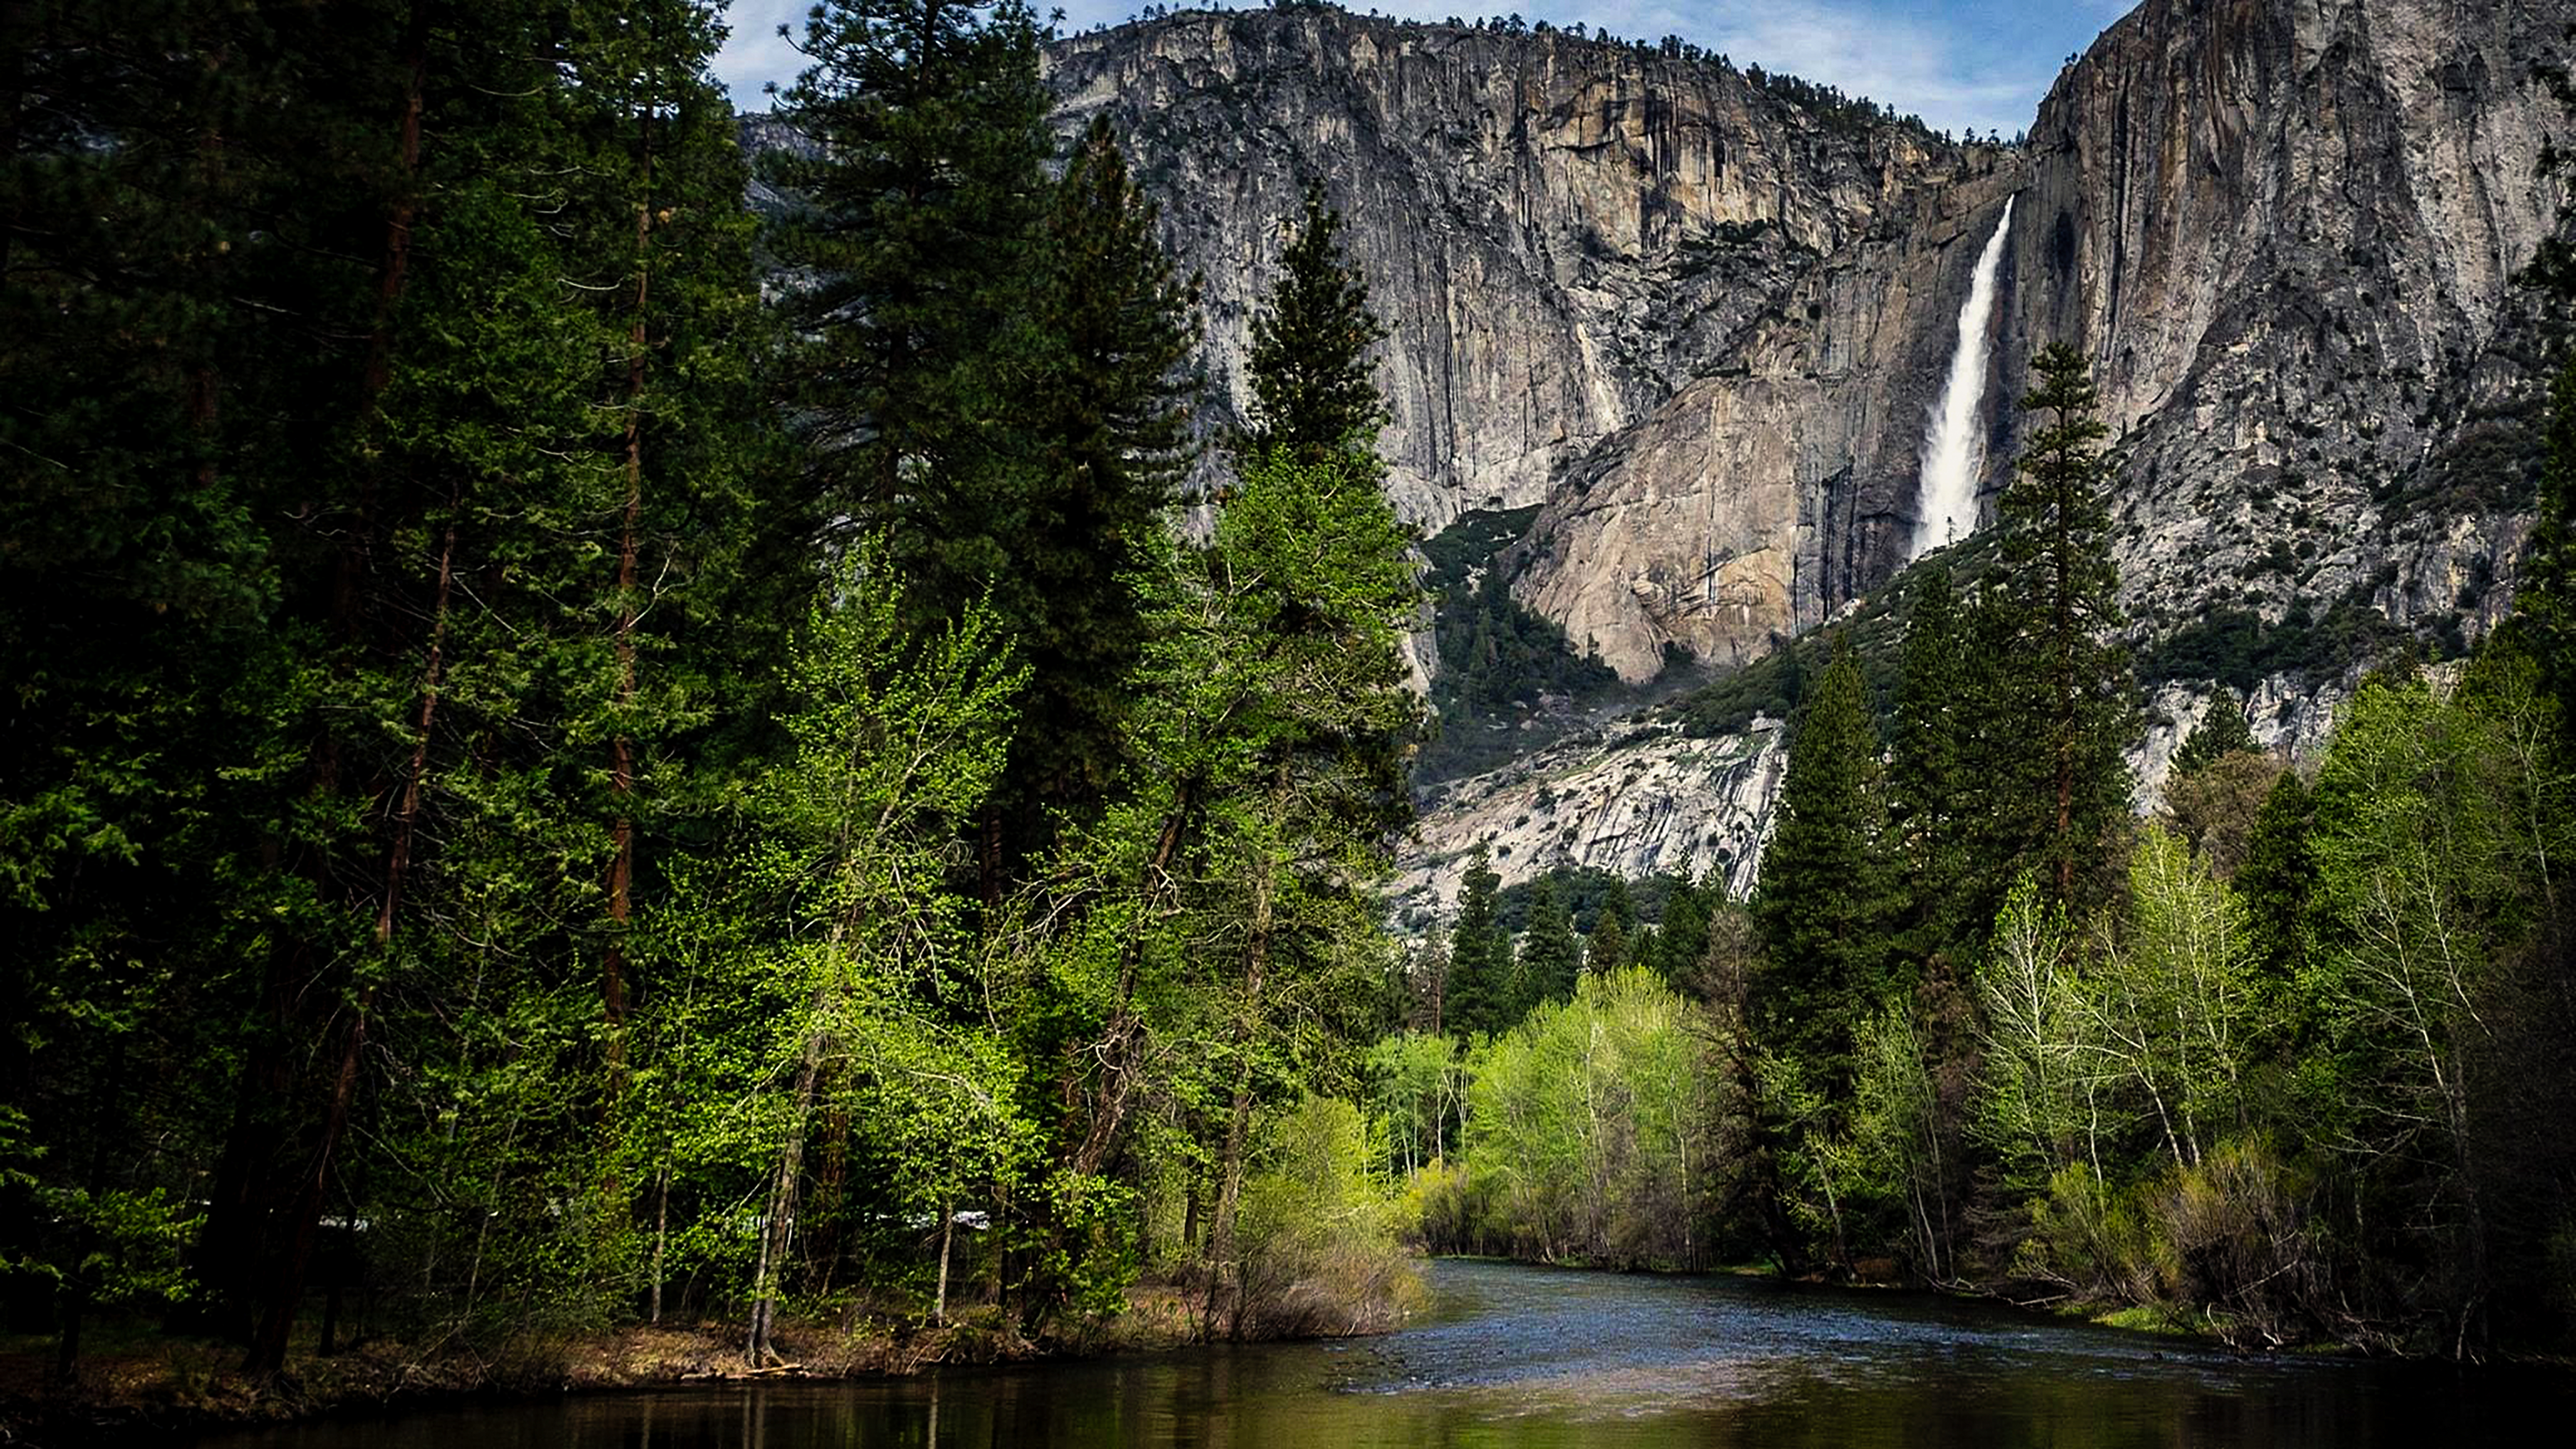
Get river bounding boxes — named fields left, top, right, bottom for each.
left=199, top=1260, right=2561, bottom=1446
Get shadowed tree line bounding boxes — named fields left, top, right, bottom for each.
left=2, top=0, right=1426, bottom=1383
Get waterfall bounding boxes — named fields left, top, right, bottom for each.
left=1910, top=196, right=2016, bottom=559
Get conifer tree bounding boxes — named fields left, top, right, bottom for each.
left=765, top=0, right=1055, bottom=667
left=1170, top=440, right=1425, bottom=1337
left=2235, top=767, right=2316, bottom=979
left=1446, top=847, right=1510, bottom=1036
left=1011, top=116, right=1203, bottom=844
left=1888, top=565, right=1977, bottom=961
left=1585, top=913, right=1630, bottom=976
left=1989, top=343, right=2137, bottom=905
left=1753, top=634, right=1896, bottom=1081
left=1232, top=183, right=1412, bottom=841
left=1513, top=877, right=1582, bottom=1017
left=771, top=4, right=1203, bottom=885
left=2171, top=691, right=2259, bottom=779
left=1655, top=875, right=1714, bottom=984
left=0, top=0, right=789, bottom=1371
left=1585, top=876, right=1635, bottom=975
left=1244, top=182, right=1390, bottom=462
left=2508, top=155, right=2576, bottom=737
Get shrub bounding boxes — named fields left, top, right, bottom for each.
left=1236, top=1096, right=1421, bottom=1337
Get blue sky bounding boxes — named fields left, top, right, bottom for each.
left=712, top=1, right=2139, bottom=140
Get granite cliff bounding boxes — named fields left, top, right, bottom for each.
left=1042, top=1, right=2575, bottom=906
left=1045, top=9, right=1980, bottom=544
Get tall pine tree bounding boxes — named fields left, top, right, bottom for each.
left=2171, top=691, right=2258, bottom=779
left=769, top=8, right=1198, bottom=880
left=1512, top=878, right=1581, bottom=1017
left=1243, top=182, right=1390, bottom=463
left=1987, top=343, right=2137, bottom=906
left=1753, top=633, right=1896, bottom=1083
left=1888, top=564, right=1977, bottom=962
left=993, top=115, right=1203, bottom=863
left=1446, top=847, right=1510, bottom=1037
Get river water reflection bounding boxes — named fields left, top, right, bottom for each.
left=201, top=1260, right=2564, bottom=1446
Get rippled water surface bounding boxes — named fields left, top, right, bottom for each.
left=201, top=1261, right=2566, bottom=1447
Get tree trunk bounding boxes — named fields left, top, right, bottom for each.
left=1203, top=848, right=1272, bottom=1341
left=234, top=20, right=429, bottom=1363
left=649, top=1164, right=670, bottom=1324
left=360, top=21, right=428, bottom=410
left=604, top=119, right=654, bottom=1109
left=245, top=988, right=370, bottom=1375
left=246, top=520, right=454, bottom=1376
left=0, top=0, right=26, bottom=287
left=2053, top=476, right=2075, bottom=901
left=1069, top=784, right=1193, bottom=1180
left=935, top=1200, right=955, bottom=1326
left=747, top=1027, right=824, bottom=1365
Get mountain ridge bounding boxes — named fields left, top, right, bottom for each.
left=1042, top=1, right=2574, bottom=910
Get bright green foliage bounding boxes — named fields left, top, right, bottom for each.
left=2296, top=654, right=2575, bottom=1339
left=2094, top=825, right=2260, bottom=1169
left=1365, top=1032, right=1467, bottom=1174
left=1244, top=183, right=1391, bottom=461
left=1844, top=1005, right=1955, bottom=1278
left=1511, top=878, right=1582, bottom=1018
left=1445, top=848, right=1511, bottom=1037
left=1233, top=1096, right=1413, bottom=1336
left=2303, top=663, right=2562, bottom=1146
left=1986, top=343, right=2138, bottom=906
left=1457, top=969, right=1715, bottom=1267
left=2171, top=693, right=2259, bottom=779
left=1753, top=634, right=1897, bottom=1081
left=1758, top=1005, right=1948, bottom=1273
left=1754, top=1051, right=1857, bottom=1263
left=671, top=548, right=1032, bottom=1356
left=1076, top=441, right=1422, bottom=1334
left=1973, top=875, right=2092, bottom=1195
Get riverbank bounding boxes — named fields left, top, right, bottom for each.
left=0, top=1283, right=1275, bottom=1447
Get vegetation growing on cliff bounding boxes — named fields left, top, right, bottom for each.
left=1415, top=506, right=1624, bottom=783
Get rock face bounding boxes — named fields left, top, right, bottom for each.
left=1518, top=166, right=2023, bottom=680
left=1043, top=2, right=2575, bottom=911
left=1045, top=11, right=1964, bottom=538
left=1054, top=2, right=2570, bottom=683
left=1391, top=717, right=1788, bottom=931
left=2001, top=0, right=2566, bottom=664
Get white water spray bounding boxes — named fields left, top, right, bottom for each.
left=1910, top=196, right=2016, bottom=558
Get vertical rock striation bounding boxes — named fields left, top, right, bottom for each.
left=1045, top=10, right=1962, bottom=535
left=1017, top=3, right=2576, bottom=903
left=1049, top=2, right=2570, bottom=695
